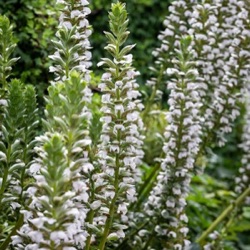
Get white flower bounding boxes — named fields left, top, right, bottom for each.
left=166, top=199, right=175, bottom=208
left=28, top=231, right=43, bottom=243
left=10, top=202, right=21, bottom=210
left=50, top=231, right=68, bottom=242
left=168, top=231, right=177, bottom=238
left=0, top=99, right=7, bottom=106
left=180, top=227, right=189, bottom=236
left=90, top=200, right=102, bottom=210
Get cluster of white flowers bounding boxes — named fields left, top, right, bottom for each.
left=12, top=1, right=93, bottom=249
left=49, top=0, right=92, bottom=82
left=144, top=38, right=202, bottom=250
left=12, top=134, right=89, bottom=250
left=189, top=0, right=250, bottom=147
left=188, top=1, right=219, bottom=106
left=235, top=87, right=250, bottom=204
left=151, top=0, right=196, bottom=67
left=83, top=3, right=144, bottom=247
left=128, top=1, right=250, bottom=249
left=12, top=73, right=93, bottom=250
left=208, top=0, right=249, bottom=146
left=93, top=64, right=144, bottom=239
left=146, top=0, right=197, bottom=95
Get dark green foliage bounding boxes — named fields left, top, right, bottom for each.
left=89, top=0, right=170, bottom=83
left=0, top=0, right=58, bottom=103
left=0, top=0, right=170, bottom=105
left=0, top=15, right=19, bottom=90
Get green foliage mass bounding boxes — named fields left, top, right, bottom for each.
left=0, top=0, right=58, bottom=102
left=89, top=0, right=170, bottom=83
left=0, top=0, right=170, bottom=99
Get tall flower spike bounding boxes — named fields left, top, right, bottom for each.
left=12, top=73, right=91, bottom=250
left=0, top=15, right=20, bottom=124
left=143, top=37, right=202, bottom=250
left=0, top=80, right=25, bottom=244
left=189, top=0, right=249, bottom=148
left=235, top=85, right=250, bottom=204
left=145, top=0, right=197, bottom=114
left=188, top=0, right=219, bottom=116
left=205, top=0, right=248, bottom=147
left=49, top=0, right=92, bottom=82
left=13, top=0, right=93, bottom=248
left=86, top=2, right=144, bottom=249
left=12, top=134, right=88, bottom=250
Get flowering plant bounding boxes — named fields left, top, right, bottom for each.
left=0, top=1, right=250, bottom=250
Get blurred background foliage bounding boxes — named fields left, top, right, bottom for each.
left=1, top=0, right=249, bottom=249
left=0, top=0, right=169, bottom=100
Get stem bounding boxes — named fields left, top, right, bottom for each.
left=98, top=153, right=120, bottom=250
left=0, top=146, right=11, bottom=205
left=85, top=145, right=97, bottom=250
left=19, top=132, right=28, bottom=206
left=85, top=209, right=94, bottom=250
left=133, top=163, right=160, bottom=210
left=85, top=178, right=96, bottom=249
left=142, top=232, right=154, bottom=250
left=0, top=214, right=24, bottom=250
left=196, top=186, right=250, bottom=246
left=142, top=65, right=164, bottom=122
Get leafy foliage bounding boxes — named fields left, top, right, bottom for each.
left=0, top=79, right=38, bottom=247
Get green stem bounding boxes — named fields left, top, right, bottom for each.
left=85, top=155, right=96, bottom=250
left=85, top=176, right=98, bottom=237
left=0, top=146, right=11, bottom=205
left=142, top=232, right=154, bottom=250
left=142, top=65, right=164, bottom=122
left=196, top=186, right=250, bottom=246
left=0, top=214, right=24, bottom=250
left=19, top=133, right=28, bottom=206
left=98, top=153, right=120, bottom=250
left=133, top=163, right=160, bottom=210
left=85, top=209, right=95, bottom=250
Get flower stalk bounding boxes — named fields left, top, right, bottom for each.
left=12, top=0, right=93, bottom=248
left=197, top=186, right=250, bottom=246
left=85, top=2, right=144, bottom=249
left=143, top=36, right=202, bottom=250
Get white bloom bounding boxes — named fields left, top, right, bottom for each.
left=28, top=231, right=43, bottom=243
left=90, top=200, right=102, bottom=210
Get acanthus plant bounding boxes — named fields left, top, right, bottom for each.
left=134, top=36, right=201, bottom=250
left=12, top=0, right=92, bottom=249
left=236, top=87, right=250, bottom=204
left=188, top=0, right=250, bottom=150
left=0, top=16, right=39, bottom=249
left=86, top=3, right=144, bottom=250
left=144, top=0, right=197, bottom=123
left=0, top=0, right=249, bottom=250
